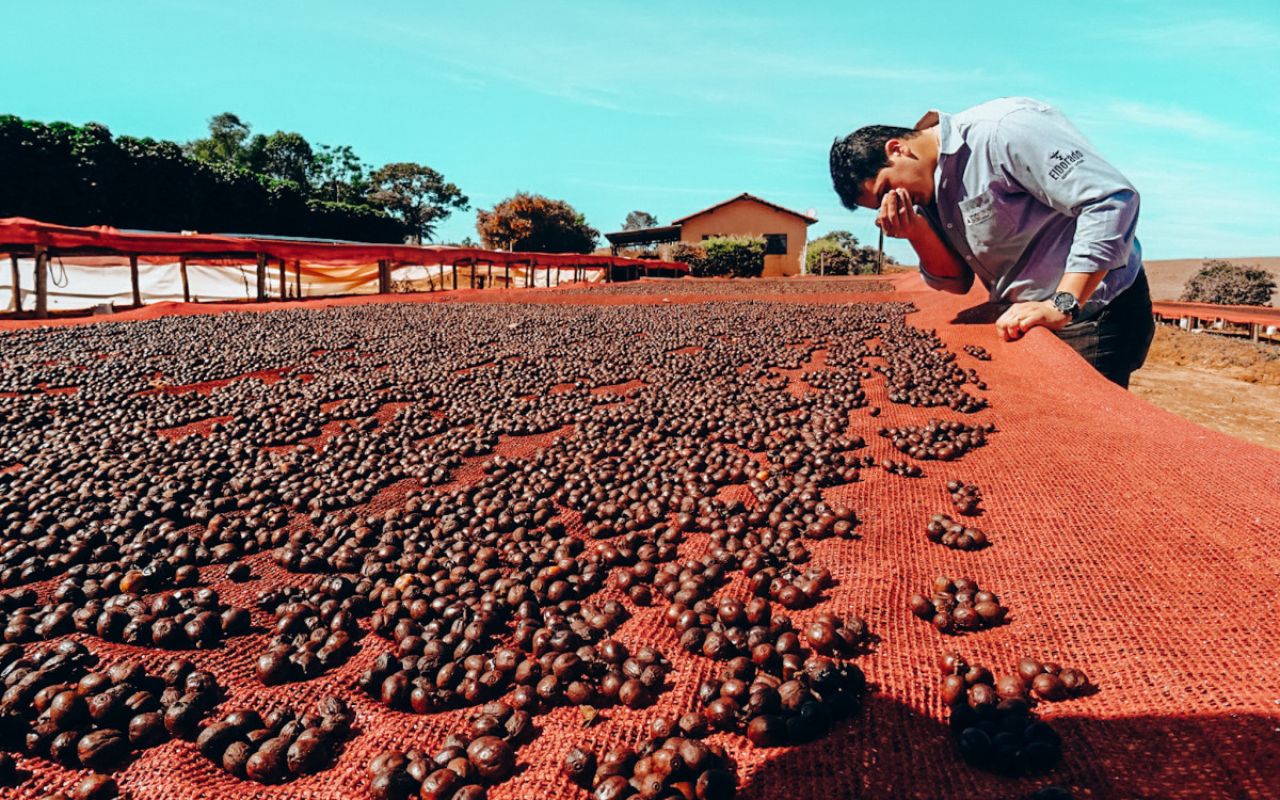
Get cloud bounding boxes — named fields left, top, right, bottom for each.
left=1117, top=18, right=1280, bottom=50
left=1122, top=156, right=1280, bottom=257
left=1103, top=101, right=1246, bottom=141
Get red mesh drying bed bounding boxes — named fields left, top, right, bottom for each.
left=3, top=275, right=1279, bottom=800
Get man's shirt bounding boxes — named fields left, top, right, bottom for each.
left=916, top=97, right=1142, bottom=316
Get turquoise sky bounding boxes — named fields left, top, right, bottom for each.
left=3, top=1, right=1278, bottom=260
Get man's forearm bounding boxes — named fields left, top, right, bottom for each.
left=1056, top=270, right=1108, bottom=306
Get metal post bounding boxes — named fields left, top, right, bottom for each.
left=129, top=254, right=142, bottom=307
left=255, top=253, right=267, bottom=302
left=9, top=255, right=20, bottom=313
left=180, top=257, right=191, bottom=303
left=34, top=246, right=48, bottom=318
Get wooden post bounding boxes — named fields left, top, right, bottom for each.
left=294, top=260, right=302, bottom=298
left=255, top=253, right=267, bottom=302
left=9, top=255, right=20, bottom=312
left=34, top=246, right=48, bottom=318
left=377, top=259, right=390, bottom=294
left=278, top=258, right=287, bottom=299
left=129, top=254, right=142, bottom=307
left=504, top=262, right=510, bottom=289
left=452, top=262, right=458, bottom=290
left=180, top=257, right=191, bottom=303
left=1251, top=322, right=1260, bottom=343
left=876, top=228, right=884, bottom=275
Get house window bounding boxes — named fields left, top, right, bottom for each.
left=764, top=234, right=787, bottom=255
left=700, top=233, right=725, bottom=241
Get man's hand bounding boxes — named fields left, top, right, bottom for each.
left=876, top=187, right=925, bottom=239
left=995, top=301, right=1070, bottom=341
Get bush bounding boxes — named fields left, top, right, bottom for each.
left=668, top=241, right=706, bottom=273
left=1181, top=260, right=1276, bottom=306
left=698, top=236, right=766, bottom=278
left=806, top=239, right=857, bottom=275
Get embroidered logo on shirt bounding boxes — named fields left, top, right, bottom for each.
left=1048, top=149, right=1085, bottom=181
left=959, top=192, right=995, bottom=226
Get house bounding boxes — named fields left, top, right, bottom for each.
left=603, top=193, right=818, bottom=277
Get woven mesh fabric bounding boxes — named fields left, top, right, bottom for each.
left=3, top=275, right=1279, bottom=800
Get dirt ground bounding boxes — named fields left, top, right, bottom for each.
left=1130, top=324, right=1280, bottom=451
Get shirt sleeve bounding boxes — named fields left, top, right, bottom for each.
left=916, top=205, right=975, bottom=294
left=990, top=106, right=1141, bottom=274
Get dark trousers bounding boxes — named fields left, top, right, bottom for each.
left=1053, top=270, right=1155, bottom=389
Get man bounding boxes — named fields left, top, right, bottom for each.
left=829, top=97, right=1155, bottom=388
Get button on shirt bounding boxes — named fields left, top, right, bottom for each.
left=915, top=97, right=1142, bottom=317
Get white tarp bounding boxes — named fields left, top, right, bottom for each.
left=1, top=258, right=602, bottom=312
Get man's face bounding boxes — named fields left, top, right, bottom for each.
left=854, top=140, right=936, bottom=210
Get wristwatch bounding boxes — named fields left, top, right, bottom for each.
left=1051, top=291, right=1081, bottom=321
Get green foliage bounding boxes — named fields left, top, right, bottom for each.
left=367, top=162, right=469, bottom=244
left=697, top=236, right=766, bottom=278
left=667, top=241, right=706, bottom=271
left=815, top=230, right=859, bottom=251
left=185, top=112, right=250, bottom=166
left=623, top=210, right=660, bottom=231
left=805, top=230, right=890, bottom=275
left=313, top=144, right=369, bottom=204
left=1181, top=260, right=1276, bottom=306
left=475, top=192, right=600, bottom=253
left=806, top=239, right=857, bottom=275
left=0, top=112, right=463, bottom=243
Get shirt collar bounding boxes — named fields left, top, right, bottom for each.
left=915, top=109, right=961, bottom=156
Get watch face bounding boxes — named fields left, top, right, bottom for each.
left=1053, top=292, right=1077, bottom=314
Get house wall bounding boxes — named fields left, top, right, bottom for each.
left=678, top=198, right=811, bottom=276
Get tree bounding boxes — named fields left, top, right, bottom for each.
left=367, top=162, right=469, bottom=244
left=313, top=144, right=369, bottom=204
left=249, top=131, right=315, bottom=190
left=805, top=229, right=893, bottom=275
left=806, top=238, right=856, bottom=275
left=814, top=230, right=859, bottom=251
left=475, top=192, right=600, bottom=253
left=623, top=210, right=659, bottom=231
left=1181, top=260, right=1276, bottom=306
left=186, top=112, right=251, bottom=167
left=0, top=112, right=408, bottom=242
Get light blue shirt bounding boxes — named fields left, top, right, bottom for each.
left=916, top=97, right=1142, bottom=317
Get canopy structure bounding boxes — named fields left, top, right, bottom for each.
left=0, top=217, right=689, bottom=317
left=1151, top=299, right=1280, bottom=342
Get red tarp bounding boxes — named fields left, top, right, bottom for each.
left=4, top=275, right=1278, bottom=799
left=0, top=217, right=689, bottom=273
left=1152, top=299, right=1280, bottom=328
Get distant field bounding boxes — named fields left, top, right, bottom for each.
left=886, top=258, right=1280, bottom=305
left=1144, top=257, right=1280, bottom=305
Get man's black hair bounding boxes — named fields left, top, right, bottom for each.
left=830, top=125, right=917, bottom=210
